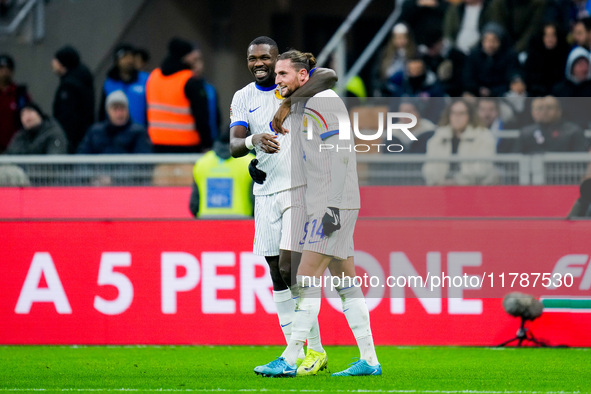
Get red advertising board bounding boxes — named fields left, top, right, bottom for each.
left=1, top=219, right=589, bottom=346
left=0, top=185, right=579, bottom=219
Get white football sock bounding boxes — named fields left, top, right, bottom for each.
left=282, top=277, right=322, bottom=365
left=337, top=281, right=379, bottom=366
left=282, top=340, right=305, bottom=367
left=287, top=286, right=324, bottom=354
left=357, top=335, right=378, bottom=366
left=273, top=289, right=294, bottom=344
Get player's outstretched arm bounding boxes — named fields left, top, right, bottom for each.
left=271, top=68, right=338, bottom=134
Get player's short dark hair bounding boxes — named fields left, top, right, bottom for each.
left=249, top=36, right=278, bottom=51
left=277, top=50, right=317, bottom=72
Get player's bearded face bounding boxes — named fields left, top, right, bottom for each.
left=247, top=44, right=278, bottom=86
left=274, top=59, right=302, bottom=98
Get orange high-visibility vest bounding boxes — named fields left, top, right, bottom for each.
left=146, top=68, right=201, bottom=146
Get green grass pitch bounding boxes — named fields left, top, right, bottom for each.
left=0, top=345, right=590, bottom=393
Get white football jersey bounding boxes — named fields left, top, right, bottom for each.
left=230, top=82, right=306, bottom=196
left=297, top=89, right=361, bottom=214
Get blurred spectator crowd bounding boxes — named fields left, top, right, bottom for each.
left=364, top=0, right=591, bottom=184
left=0, top=37, right=220, bottom=157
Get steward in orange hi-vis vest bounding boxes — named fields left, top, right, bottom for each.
left=146, top=68, right=200, bottom=146
left=146, top=37, right=214, bottom=153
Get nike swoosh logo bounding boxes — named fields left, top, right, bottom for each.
left=249, top=106, right=261, bottom=113
left=304, top=360, right=318, bottom=372
left=343, top=308, right=349, bottom=312
left=282, top=369, right=294, bottom=374
left=280, top=322, right=292, bottom=328
left=331, top=216, right=338, bottom=225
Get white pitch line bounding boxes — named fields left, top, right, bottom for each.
left=0, top=389, right=584, bottom=393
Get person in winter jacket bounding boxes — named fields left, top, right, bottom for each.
left=98, top=43, right=149, bottom=127
left=0, top=54, right=31, bottom=152
left=146, top=37, right=213, bottom=153
left=5, top=102, right=67, bottom=155
left=552, top=46, right=591, bottom=97
left=524, top=22, right=570, bottom=97
left=77, top=90, right=152, bottom=154
left=463, top=22, right=521, bottom=97
left=552, top=47, right=591, bottom=128
left=422, top=98, right=498, bottom=185
left=513, top=95, right=589, bottom=153
left=51, top=45, right=95, bottom=153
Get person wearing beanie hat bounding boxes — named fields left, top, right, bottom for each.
left=99, top=42, right=149, bottom=128
left=51, top=45, right=95, bottom=153
left=21, top=102, right=48, bottom=121
left=145, top=37, right=213, bottom=153
left=105, top=90, right=129, bottom=110
left=77, top=90, right=152, bottom=155
left=462, top=22, right=520, bottom=97
left=0, top=53, right=31, bottom=153
left=168, top=37, right=194, bottom=60
left=5, top=102, right=67, bottom=155
left=53, top=45, right=80, bottom=72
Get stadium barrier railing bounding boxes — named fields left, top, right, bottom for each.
left=0, top=152, right=589, bottom=186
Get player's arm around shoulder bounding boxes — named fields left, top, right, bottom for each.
left=271, top=68, right=338, bottom=135
left=290, top=67, right=337, bottom=101
left=303, top=68, right=338, bottom=95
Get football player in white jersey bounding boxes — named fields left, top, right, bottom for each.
left=254, top=50, right=381, bottom=377
left=229, top=37, right=337, bottom=375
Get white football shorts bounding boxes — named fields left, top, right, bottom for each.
left=299, top=209, right=358, bottom=260
left=253, top=186, right=307, bottom=256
